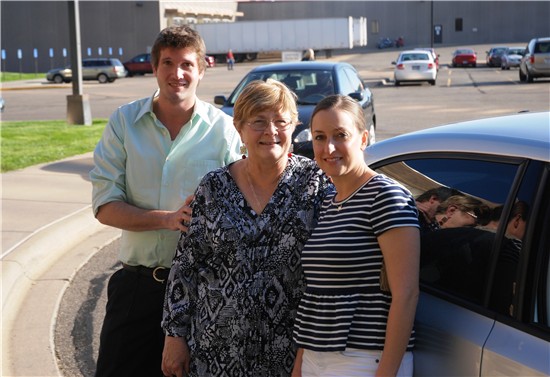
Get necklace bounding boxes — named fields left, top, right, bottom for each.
left=245, top=165, right=262, bottom=211
left=245, top=163, right=286, bottom=212
left=335, top=174, right=377, bottom=211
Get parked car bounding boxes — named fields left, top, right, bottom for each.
left=500, top=47, right=525, bottom=70
left=520, top=37, right=550, bottom=82
left=123, top=53, right=153, bottom=76
left=392, top=50, right=437, bottom=86
left=364, top=111, right=550, bottom=376
left=214, top=61, right=376, bottom=158
left=451, top=48, right=477, bottom=67
left=414, top=47, right=440, bottom=70
left=46, top=58, right=126, bottom=83
left=124, top=53, right=216, bottom=76
left=205, top=55, right=216, bottom=68
left=486, top=46, right=508, bottom=67
left=0, top=96, right=4, bottom=112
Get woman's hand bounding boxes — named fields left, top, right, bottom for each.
left=162, top=336, right=190, bottom=377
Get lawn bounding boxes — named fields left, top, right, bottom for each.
left=1, top=72, right=46, bottom=82
left=0, top=119, right=107, bottom=172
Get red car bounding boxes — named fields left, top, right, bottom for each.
left=452, top=48, right=477, bottom=68
left=205, top=55, right=216, bottom=68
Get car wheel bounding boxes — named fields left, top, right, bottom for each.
left=526, top=70, right=534, bottom=83
left=501, top=65, right=505, bottom=70
left=429, top=79, right=436, bottom=86
left=97, top=73, right=109, bottom=84
left=53, top=75, right=64, bottom=84
left=473, top=63, right=477, bottom=68
left=519, top=69, right=526, bottom=82
left=367, top=124, right=376, bottom=146
left=394, top=80, right=400, bottom=86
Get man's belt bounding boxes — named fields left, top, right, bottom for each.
left=122, top=263, right=169, bottom=283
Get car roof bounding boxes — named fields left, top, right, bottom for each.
left=365, top=111, right=550, bottom=164
left=250, top=61, right=353, bottom=72
left=399, top=50, right=430, bottom=55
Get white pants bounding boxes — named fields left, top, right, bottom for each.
left=301, top=348, right=413, bottom=377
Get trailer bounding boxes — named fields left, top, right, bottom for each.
left=187, top=17, right=367, bottom=63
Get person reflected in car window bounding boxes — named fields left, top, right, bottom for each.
left=489, top=201, right=529, bottom=315
left=433, top=195, right=490, bottom=230
left=416, top=187, right=463, bottom=234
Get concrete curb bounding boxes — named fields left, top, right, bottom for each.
left=1, top=205, right=118, bottom=376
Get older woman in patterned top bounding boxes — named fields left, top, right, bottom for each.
left=161, top=79, right=333, bottom=377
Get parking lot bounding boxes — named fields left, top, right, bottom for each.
left=2, top=44, right=549, bottom=142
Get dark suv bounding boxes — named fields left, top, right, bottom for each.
left=520, top=37, right=550, bottom=82
left=46, top=58, right=126, bottom=84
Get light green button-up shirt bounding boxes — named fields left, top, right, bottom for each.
left=90, top=91, right=241, bottom=268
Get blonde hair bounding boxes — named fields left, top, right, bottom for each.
left=233, top=79, right=299, bottom=130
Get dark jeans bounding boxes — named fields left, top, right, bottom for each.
left=95, top=268, right=167, bottom=377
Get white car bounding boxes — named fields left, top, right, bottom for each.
left=501, top=47, right=525, bottom=70
left=365, top=111, right=550, bottom=376
left=392, top=50, right=437, bottom=86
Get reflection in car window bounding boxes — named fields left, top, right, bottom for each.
left=374, top=157, right=529, bottom=307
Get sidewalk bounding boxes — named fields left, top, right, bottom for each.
left=1, top=152, right=119, bottom=376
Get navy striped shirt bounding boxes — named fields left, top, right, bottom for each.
left=293, top=174, right=419, bottom=352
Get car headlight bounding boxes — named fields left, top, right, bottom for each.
left=294, top=128, right=312, bottom=143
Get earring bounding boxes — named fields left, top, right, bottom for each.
left=288, top=144, right=294, bottom=157
left=240, top=144, right=247, bottom=159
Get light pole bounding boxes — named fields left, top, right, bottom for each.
left=67, top=0, right=91, bottom=125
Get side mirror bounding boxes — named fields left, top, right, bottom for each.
left=391, top=61, right=397, bottom=65
left=214, top=95, right=227, bottom=106
left=348, top=92, right=364, bottom=101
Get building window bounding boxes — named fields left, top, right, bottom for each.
left=455, top=18, right=463, bottom=32
left=371, top=20, right=380, bottom=35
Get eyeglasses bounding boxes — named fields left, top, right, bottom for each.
left=464, top=210, right=477, bottom=220
left=247, top=118, right=292, bottom=131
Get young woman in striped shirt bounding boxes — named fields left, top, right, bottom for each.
left=292, top=95, right=421, bottom=377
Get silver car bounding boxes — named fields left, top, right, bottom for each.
left=46, top=58, right=126, bottom=84
left=365, top=111, right=550, bottom=376
left=519, top=37, right=550, bottom=82
left=500, top=47, right=524, bottom=70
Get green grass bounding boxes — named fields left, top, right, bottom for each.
left=1, top=71, right=46, bottom=82
left=1, top=119, right=107, bottom=172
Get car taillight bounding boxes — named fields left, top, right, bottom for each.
left=530, top=56, right=535, bottom=64
left=428, top=63, right=434, bottom=69
left=397, top=64, right=405, bottom=70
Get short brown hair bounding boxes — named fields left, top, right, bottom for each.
left=233, top=79, right=299, bottom=130
left=150, top=25, right=206, bottom=72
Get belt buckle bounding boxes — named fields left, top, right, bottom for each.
left=152, top=266, right=167, bottom=283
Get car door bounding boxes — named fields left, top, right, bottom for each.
left=369, top=153, right=550, bottom=376
left=481, top=163, right=550, bottom=376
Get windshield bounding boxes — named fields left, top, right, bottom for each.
left=227, top=70, right=335, bottom=106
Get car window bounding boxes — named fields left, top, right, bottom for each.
left=534, top=41, right=550, bottom=53
left=373, top=156, right=539, bottom=308
left=227, top=70, right=334, bottom=105
left=341, top=67, right=364, bottom=95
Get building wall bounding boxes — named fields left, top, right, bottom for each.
left=1, top=1, right=160, bottom=73
left=238, top=1, right=549, bottom=48
left=2, top=1, right=549, bottom=73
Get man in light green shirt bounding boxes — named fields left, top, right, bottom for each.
left=90, top=26, right=241, bottom=377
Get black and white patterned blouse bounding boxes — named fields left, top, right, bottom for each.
left=162, top=155, right=333, bottom=377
